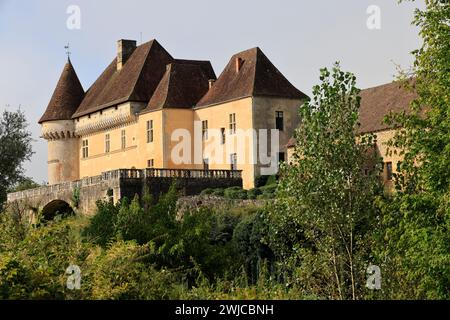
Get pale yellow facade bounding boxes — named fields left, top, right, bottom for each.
left=44, top=96, right=304, bottom=189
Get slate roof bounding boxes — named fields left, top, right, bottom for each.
left=196, top=47, right=307, bottom=107
left=286, top=80, right=417, bottom=147
left=39, top=41, right=309, bottom=123
left=71, top=40, right=173, bottom=118
left=38, top=59, right=85, bottom=123
left=358, top=80, right=417, bottom=134
left=144, top=61, right=215, bottom=111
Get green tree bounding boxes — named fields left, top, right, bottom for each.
left=11, top=177, right=40, bottom=192
left=374, top=0, right=450, bottom=299
left=265, top=63, right=381, bottom=299
left=0, top=110, right=33, bottom=209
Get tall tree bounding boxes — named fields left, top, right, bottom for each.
left=265, top=63, right=381, bottom=299
left=374, top=0, right=450, bottom=299
left=0, top=110, right=33, bottom=210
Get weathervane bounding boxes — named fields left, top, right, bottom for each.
left=64, top=43, right=71, bottom=60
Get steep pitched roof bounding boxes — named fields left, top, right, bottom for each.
left=39, top=59, right=85, bottom=123
left=197, top=47, right=307, bottom=107
left=358, top=80, right=417, bottom=134
left=286, top=80, right=417, bottom=147
left=72, top=39, right=173, bottom=118
left=144, top=61, right=215, bottom=111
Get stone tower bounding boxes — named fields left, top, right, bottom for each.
left=39, top=58, right=84, bottom=185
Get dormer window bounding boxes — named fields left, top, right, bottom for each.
left=235, top=57, right=244, bottom=72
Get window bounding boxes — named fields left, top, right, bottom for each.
left=202, top=120, right=208, bottom=140
left=82, top=139, right=89, bottom=159
left=203, top=158, right=209, bottom=171
left=220, top=128, right=226, bottom=145
left=229, top=113, right=236, bottom=134
left=275, top=111, right=284, bottom=131
left=230, top=153, right=237, bottom=171
left=147, top=120, right=153, bottom=143
left=147, top=159, right=154, bottom=168
left=386, top=162, right=393, bottom=181
left=121, top=130, right=126, bottom=149
left=105, top=134, right=110, bottom=153
left=278, top=152, right=285, bottom=165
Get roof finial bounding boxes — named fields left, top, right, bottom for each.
left=64, top=43, right=71, bottom=61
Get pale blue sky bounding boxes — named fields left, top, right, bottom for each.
left=0, top=0, right=423, bottom=183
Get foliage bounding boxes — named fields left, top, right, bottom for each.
left=83, top=199, right=119, bottom=246
left=247, top=188, right=262, bottom=199
left=265, top=63, right=382, bottom=300
left=71, top=187, right=81, bottom=209
left=85, top=241, right=178, bottom=300
left=211, top=188, right=225, bottom=197
left=254, top=175, right=278, bottom=188
left=11, top=177, right=40, bottom=192
left=224, top=186, right=247, bottom=200
left=0, top=109, right=33, bottom=210
left=373, top=0, right=450, bottom=299
left=200, top=188, right=215, bottom=195
left=233, top=211, right=274, bottom=283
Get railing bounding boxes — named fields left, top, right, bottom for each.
left=145, top=168, right=242, bottom=179
left=7, top=168, right=242, bottom=202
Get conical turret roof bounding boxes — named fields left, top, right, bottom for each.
left=39, top=59, right=84, bottom=123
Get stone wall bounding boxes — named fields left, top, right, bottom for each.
left=7, top=168, right=243, bottom=219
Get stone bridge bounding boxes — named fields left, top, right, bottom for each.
left=6, top=168, right=242, bottom=220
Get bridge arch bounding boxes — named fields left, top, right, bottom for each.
left=41, top=199, right=74, bottom=221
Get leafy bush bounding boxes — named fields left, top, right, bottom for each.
left=224, top=187, right=247, bottom=200
left=200, top=188, right=214, bottom=195
left=265, top=175, right=278, bottom=186
left=257, top=184, right=277, bottom=199
left=83, top=199, right=119, bottom=246
left=233, top=212, right=273, bottom=283
left=254, top=175, right=278, bottom=188
left=247, top=188, right=262, bottom=199
left=86, top=241, right=177, bottom=300
left=211, top=188, right=225, bottom=197
left=254, top=175, right=269, bottom=188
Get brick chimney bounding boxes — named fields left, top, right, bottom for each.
left=208, top=79, right=215, bottom=89
left=117, top=39, right=137, bottom=71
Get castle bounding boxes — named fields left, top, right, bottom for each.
left=38, top=39, right=416, bottom=191
left=39, top=39, right=308, bottom=190
left=7, top=39, right=416, bottom=218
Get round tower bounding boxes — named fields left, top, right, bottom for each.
left=39, top=58, right=84, bottom=185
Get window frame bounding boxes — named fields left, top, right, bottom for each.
left=121, top=129, right=126, bottom=149
left=105, top=133, right=110, bottom=153
left=229, top=113, right=236, bottom=134
left=147, top=120, right=153, bottom=143
left=230, top=153, right=237, bottom=171
left=275, top=111, right=284, bottom=131
left=82, top=139, right=89, bottom=159
left=220, top=127, right=226, bottom=145
left=386, top=162, right=393, bottom=181
left=202, top=120, right=208, bottom=140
